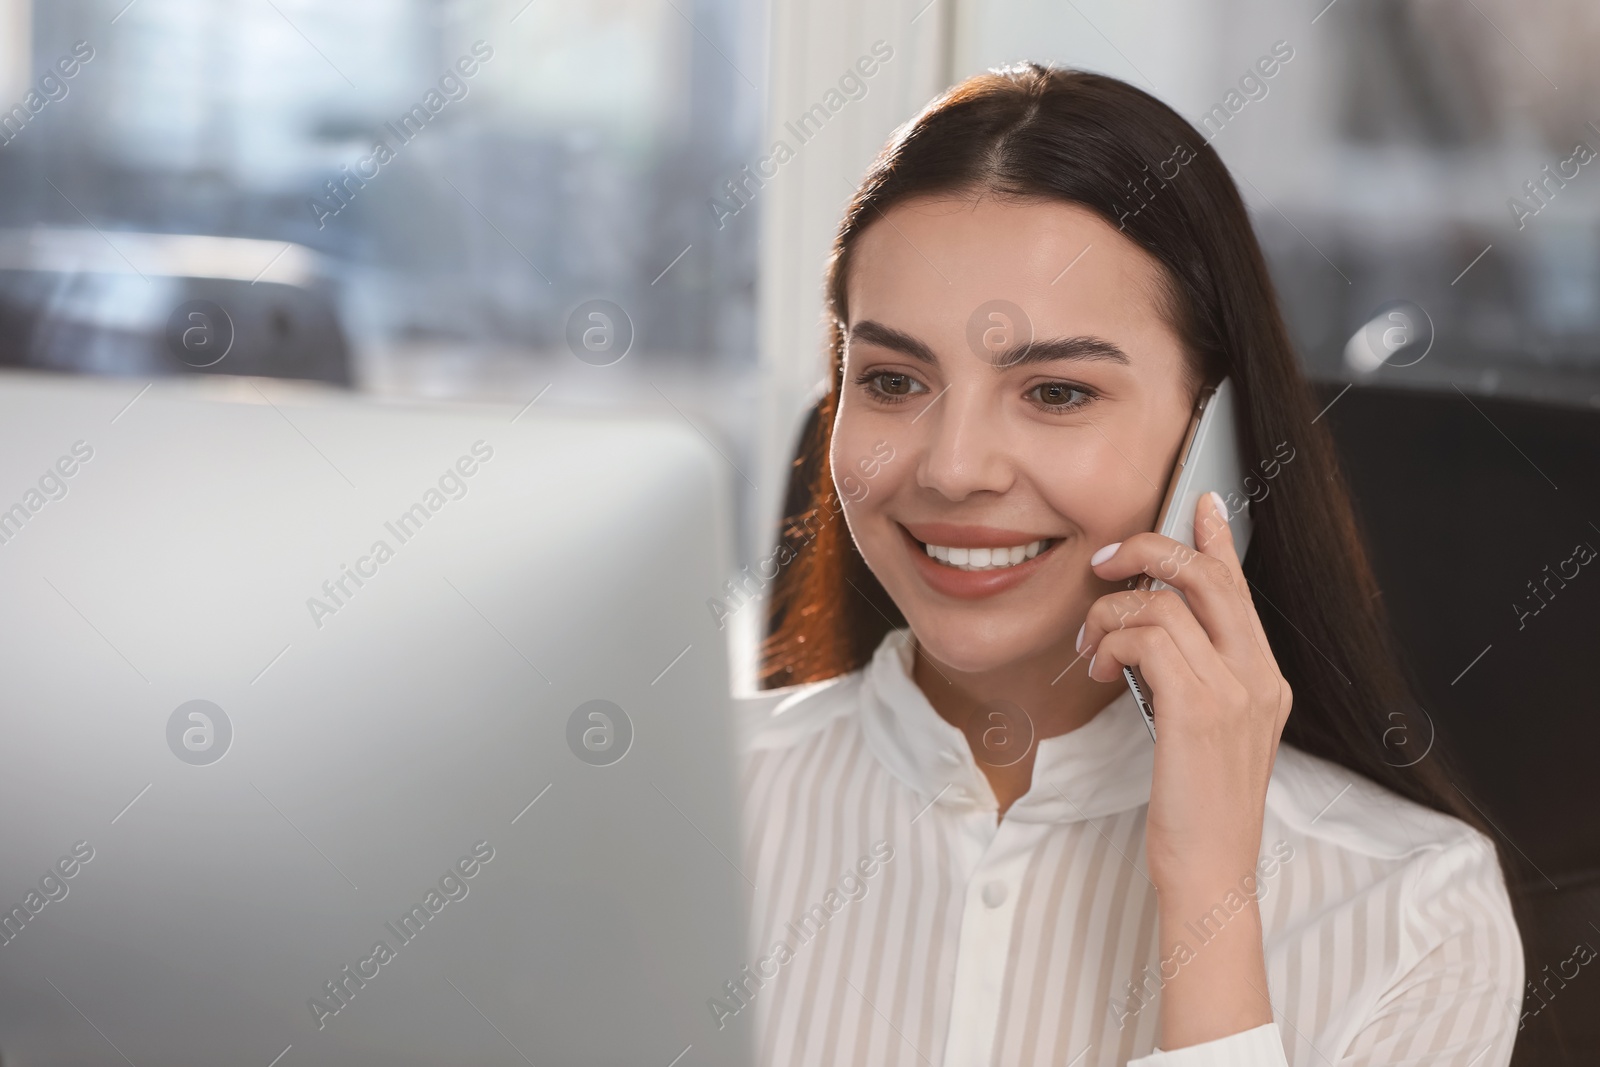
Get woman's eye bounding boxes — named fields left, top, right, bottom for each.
left=861, top=372, right=926, bottom=401
left=1029, top=382, right=1092, bottom=409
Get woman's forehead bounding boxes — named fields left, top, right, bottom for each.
left=844, top=195, right=1182, bottom=367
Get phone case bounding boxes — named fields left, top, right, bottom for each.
left=1124, top=377, right=1255, bottom=740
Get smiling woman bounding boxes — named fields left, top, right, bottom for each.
left=743, top=65, right=1523, bottom=1066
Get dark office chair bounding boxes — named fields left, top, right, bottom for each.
left=0, top=230, right=352, bottom=386
left=770, top=380, right=1600, bottom=1064
left=1317, top=380, right=1600, bottom=1066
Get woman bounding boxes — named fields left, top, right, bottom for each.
left=739, top=66, right=1523, bottom=1065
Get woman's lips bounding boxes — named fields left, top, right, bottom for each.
left=898, top=523, right=1060, bottom=599
left=902, top=522, right=1051, bottom=548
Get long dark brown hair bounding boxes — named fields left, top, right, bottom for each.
left=759, top=64, right=1499, bottom=847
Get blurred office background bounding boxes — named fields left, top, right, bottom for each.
left=0, top=0, right=767, bottom=544
left=3, top=0, right=1597, bottom=586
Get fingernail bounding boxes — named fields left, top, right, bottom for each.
left=1208, top=491, right=1229, bottom=521
left=1087, top=652, right=1098, bottom=678
left=1090, top=542, right=1121, bottom=566
left=1075, top=622, right=1086, bottom=652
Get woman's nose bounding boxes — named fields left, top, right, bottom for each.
left=915, top=390, right=1016, bottom=500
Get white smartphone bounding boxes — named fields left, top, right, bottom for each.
left=1122, top=377, right=1255, bottom=741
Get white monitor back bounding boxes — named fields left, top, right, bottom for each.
left=0, top=373, right=753, bottom=1067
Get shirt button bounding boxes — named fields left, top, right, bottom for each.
left=982, top=880, right=1008, bottom=908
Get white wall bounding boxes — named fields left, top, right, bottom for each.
left=0, top=0, right=27, bottom=102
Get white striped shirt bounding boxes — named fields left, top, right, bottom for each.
left=734, top=628, right=1523, bottom=1066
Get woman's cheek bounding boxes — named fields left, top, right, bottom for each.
left=1027, top=454, right=1119, bottom=537
left=830, top=432, right=882, bottom=513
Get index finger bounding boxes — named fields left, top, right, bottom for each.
left=1194, top=489, right=1277, bottom=665
left=1195, top=489, right=1250, bottom=599
left=1087, top=494, right=1254, bottom=658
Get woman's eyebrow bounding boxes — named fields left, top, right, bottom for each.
left=995, top=335, right=1131, bottom=367
left=849, top=320, right=938, bottom=364
left=849, top=319, right=1131, bottom=368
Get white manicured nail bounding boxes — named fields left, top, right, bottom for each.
left=1075, top=622, right=1086, bottom=652
left=1208, top=491, right=1229, bottom=521
left=1090, top=542, right=1120, bottom=566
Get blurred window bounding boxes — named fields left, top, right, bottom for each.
left=3, top=0, right=763, bottom=386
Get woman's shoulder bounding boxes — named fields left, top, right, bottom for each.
left=1262, top=743, right=1525, bottom=1050
left=731, top=669, right=868, bottom=753
left=1265, top=741, right=1494, bottom=863
left=1264, top=741, right=1521, bottom=971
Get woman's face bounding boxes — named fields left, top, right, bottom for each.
left=833, top=194, right=1199, bottom=675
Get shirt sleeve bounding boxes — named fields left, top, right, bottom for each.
left=1334, top=831, right=1524, bottom=1066
left=1128, top=1023, right=1289, bottom=1066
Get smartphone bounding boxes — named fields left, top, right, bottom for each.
left=1122, top=377, right=1254, bottom=742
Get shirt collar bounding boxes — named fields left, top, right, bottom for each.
left=858, top=628, right=1154, bottom=823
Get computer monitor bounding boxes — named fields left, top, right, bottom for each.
left=0, top=371, right=754, bottom=1066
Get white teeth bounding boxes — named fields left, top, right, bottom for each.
left=922, top=539, right=1051, bottom=571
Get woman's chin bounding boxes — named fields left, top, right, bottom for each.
left=904, top=614, right=1073, bottom=677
